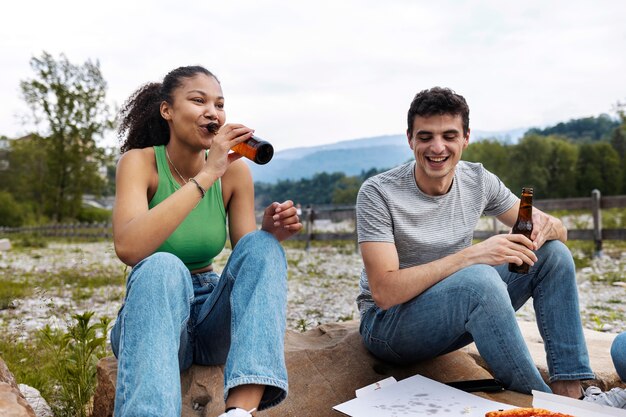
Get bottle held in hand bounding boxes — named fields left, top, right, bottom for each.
left=509, top=187, right=534, bottom=274
left=232, top=136, right=274, bottom=165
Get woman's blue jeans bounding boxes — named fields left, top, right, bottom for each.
left=360, top=240, right=594, bottom=394
left=611, top=332, right=626, bottom=381
left=110, top=231, right=288, bottom=417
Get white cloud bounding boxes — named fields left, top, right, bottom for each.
left=1, top=0, right=625, bottom=150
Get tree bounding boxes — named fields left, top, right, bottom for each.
left=20, top=52, right=114, bottom=221
left=332, top=176, right=361, bottom=205
left=610, top=101, right=626, bottom=193
left=3, top=135, right=49, bottom=222
left=525, top=114, right=619, bottom=143
left=576, top=142, right=622, bottom=196
left=462, top=139, right=512, bottom=185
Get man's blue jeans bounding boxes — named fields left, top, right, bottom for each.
left=110, top=231, right=288, bottom=416
left=360, top=240, right=594, bottom=394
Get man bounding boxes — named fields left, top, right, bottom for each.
left=355, top=87, right=593, bottom=397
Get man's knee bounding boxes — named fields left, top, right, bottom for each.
left=537, top=240, right=575, bottom=271
left=454, top=264, right=508, bottom=294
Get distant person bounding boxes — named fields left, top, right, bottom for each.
left=296, top=203, right=302, bottom=217
left=110, top=65, right=302, bottom=417
left=355, top=87, right=593, bottom=397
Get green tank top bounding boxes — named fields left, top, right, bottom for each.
left=149, top=145, right=227, bottom=271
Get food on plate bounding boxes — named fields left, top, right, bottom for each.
left=485, top=408, right=575, bottom=417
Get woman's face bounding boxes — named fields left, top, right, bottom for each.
left=160, top=73, right=225, bottom=149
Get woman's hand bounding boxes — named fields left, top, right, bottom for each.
left=201, top=123, right=254, bottom=182
left=261, top=200, right=303, bottom=242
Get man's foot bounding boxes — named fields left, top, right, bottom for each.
left=582, top=386, right=626, bottom=408
left=550, top=380, right=583, bottom=398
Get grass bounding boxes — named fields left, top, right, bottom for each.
left=0, top=280, right=33, bottom=309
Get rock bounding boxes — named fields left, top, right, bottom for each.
left=0, top=358, right=37, bottom=417
left=93, top=320, right=620, bottom=417
left=0, top=383, right=37, bottom=417
left=463, top=321, right=625, bottom=391
left=18, top=385, right=53, bottom=417
left=0, top=238, right=11, bottom=251
left=0, top=357, right=19, bottom=389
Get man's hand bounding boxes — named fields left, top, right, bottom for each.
left=469, top=234, right=537, bottom=268
left=531, top=209, right=567, bottom=249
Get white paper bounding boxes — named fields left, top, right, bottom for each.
left=333, top=374, right=515, bottom=416
left=533, top=390, right=626, bottom=417
left=355, top=377, right=397, bottom=398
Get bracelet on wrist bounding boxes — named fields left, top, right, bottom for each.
left=189, top=177, right=206, bottom=199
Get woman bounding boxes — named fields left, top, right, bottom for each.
left=110, top=65, right=301, bottom=417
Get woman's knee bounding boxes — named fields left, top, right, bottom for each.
left=238, top=230, right=284, bottom=255
left=233, top=231, right=286, bottom=269
left=128, top=252, right=192, bottom=298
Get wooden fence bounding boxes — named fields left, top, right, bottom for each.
left=294, top=192, right=626, bottom=255
left=1, top=192, right=625, bottom=256
left=0, top=222, right=112, bottom=239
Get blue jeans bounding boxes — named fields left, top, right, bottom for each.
left=360, top=240, right=594, bottom=394
left=110, top=231, right=288, bottom=416
left=611, top=332, right=626, bottom=381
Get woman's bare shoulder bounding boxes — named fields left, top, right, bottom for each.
left=222, top=159, right=252, bottom=190
left=118, top=147, right=156, bottom=166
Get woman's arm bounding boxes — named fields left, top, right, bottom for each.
left=222, top=159, right=303, bottom=247
left=112, top=149, right=215, bottom=266
left=222, top=160, right=257, bottom=248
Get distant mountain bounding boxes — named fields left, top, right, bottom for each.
left=248, top=128, right=526, bottom=183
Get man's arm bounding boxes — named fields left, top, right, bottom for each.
left=361, top=232, right=538, bottom=310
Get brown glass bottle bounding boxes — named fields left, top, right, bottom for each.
left=509, top=187, right=534, bottom=273
left=231, top=136, right=274, bottom=165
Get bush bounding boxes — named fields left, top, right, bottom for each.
left=77, top=206, right=111, bottom=223
left=0, top=191, right=26, bottom=227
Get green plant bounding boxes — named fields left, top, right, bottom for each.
left=296, top=318, right=308, bottom=332
left=39, top=311, right=111, bottom=417
left=76, top=207, right=112, bottom=223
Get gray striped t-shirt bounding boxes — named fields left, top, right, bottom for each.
left=355, top=160, right=517, bottom=315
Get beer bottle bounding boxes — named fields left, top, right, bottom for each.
left=232, top=136, right=274, bottom=165
left=509, top=187, right=534, bottom=274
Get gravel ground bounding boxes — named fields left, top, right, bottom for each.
left=0, top=237, right=625, bottom=339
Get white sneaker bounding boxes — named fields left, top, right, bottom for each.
left=582, top=386, right=626, bottom=408
left=216, top=407, right=257, bottom=417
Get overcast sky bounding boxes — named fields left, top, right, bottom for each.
left=2, top=0, right=625, bottom=151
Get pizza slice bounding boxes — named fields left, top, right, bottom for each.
left=485, top=407, right=575, bottom=417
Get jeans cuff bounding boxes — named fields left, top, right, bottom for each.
left=548, top=371, right=596, bottom=383
left=225, top=376, right=288, bottom=411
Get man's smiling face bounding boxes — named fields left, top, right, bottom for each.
left=407, top=113, right=469, bottom=195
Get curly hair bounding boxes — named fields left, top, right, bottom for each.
left=407, top=87, right=470, bottom=137
left=118, top=66, right=218, bottom=153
